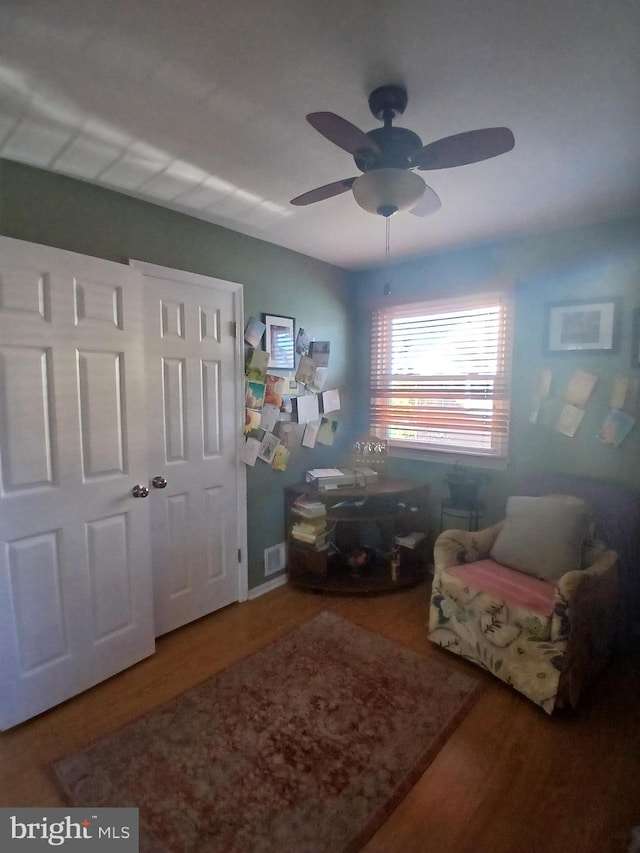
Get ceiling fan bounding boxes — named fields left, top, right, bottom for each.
left=290, top=84, right=515, bottom=218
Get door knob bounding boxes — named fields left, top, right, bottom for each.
left=152, top=476, right=168, bottom=489
left=131, top=484, right=149, bottom=498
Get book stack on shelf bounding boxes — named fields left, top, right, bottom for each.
left=290, top=498, right=331, bottom=550
left=394, top=531, right=427, bottom=550
left=393, top=531, right=429, bottom=576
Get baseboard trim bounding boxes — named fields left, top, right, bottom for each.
left=247, top=574, right=287, bottom=600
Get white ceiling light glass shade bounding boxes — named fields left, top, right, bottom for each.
left=352, top=168, right=426, bottom=217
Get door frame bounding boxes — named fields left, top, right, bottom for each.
left=130, top=260, right=248, bottom=603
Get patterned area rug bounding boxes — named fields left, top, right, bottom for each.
left=54, top=611, right=483, bottom=852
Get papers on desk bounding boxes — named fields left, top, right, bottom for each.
left=305, top=468, right=357, bottom=489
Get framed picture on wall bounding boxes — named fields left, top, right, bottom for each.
left=545, top=298, right=621, bottom=353
left=262, top=313, right=295, bottom=370
left=632, top=308, right=640, bottom=368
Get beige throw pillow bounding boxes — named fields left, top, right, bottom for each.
left=490, top=495, right=592, bottom=581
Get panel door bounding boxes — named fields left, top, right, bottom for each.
left=0, top=237, right=155, bottom=729
left=140, top=264, right=245, bottom=636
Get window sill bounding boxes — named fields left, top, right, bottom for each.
left=388, top=446, right=510, bottom=471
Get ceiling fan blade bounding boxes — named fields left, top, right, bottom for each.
left=414, top=127, right=515, bottom=170
left=306, top=112, right=381, bottom=157
left=409, top=184, right=442, bottom=217
left=290, top=178, right=357, bottom=206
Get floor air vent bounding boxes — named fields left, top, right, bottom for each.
left=264, top=542, right=286, bottom=577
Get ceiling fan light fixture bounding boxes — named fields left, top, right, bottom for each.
left=352, top=168, right=426, bottom=217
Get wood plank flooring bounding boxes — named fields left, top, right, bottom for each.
left=1, top=581, right=638, bottom=852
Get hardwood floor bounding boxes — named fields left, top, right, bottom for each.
left=1, top=581, right=638, bottom=852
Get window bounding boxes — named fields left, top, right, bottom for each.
left=369, top=288, right=514, bottom=459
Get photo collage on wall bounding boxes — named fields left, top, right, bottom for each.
left=533, top=296, right=639, bottom=448
left=241, top=316, right=342, bottom=471
left=530, top=367, right=638, bottom=448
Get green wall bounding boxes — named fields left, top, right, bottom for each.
left=0, top=159, right=357, bottom=591
left=349, top=216, right=640, bottom=532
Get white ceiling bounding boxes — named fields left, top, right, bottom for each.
left=1, top=0, right=639, bottom=270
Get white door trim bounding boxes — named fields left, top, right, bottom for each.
left=130, top=260, right=248, bottom=603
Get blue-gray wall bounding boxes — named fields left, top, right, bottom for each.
left=349, top=215, right=640, bottom=530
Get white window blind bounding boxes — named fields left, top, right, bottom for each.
left=370, top=289, right=514, bottom=459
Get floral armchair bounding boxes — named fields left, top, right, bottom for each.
left=428, top=495, right=619, bottom=714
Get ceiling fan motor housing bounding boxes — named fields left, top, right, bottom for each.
left=355, top=126, right=423, bottom=172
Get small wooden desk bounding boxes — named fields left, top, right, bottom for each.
left=285, top=478, right=430, bottom=593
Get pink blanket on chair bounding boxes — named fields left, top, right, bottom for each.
left=447, top=559, right=556, bottom=616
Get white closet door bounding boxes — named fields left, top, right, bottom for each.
left=0, top=237, right=155, bottom=729
left=137, top=262, right=246, bottom=637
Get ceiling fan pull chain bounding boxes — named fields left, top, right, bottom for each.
left=383, top=218, right=392, bottom=295
left=386, top=216, right=391, bottom=259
